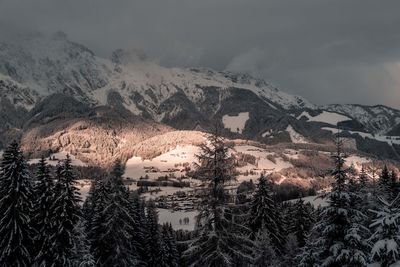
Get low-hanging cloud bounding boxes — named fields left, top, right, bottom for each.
left=1, top=0, right=400, bottom=108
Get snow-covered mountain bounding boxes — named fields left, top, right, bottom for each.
left=1, top=32, right=400, bottom=161
left=0, top=33, right=312, bottom=112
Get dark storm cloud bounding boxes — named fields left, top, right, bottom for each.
left=1, top=0, right=400, bottom=108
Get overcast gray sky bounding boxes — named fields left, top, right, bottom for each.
left=1, top=0, right=400, bottom=108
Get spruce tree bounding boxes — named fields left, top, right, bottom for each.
left=297, top=236, right=320, bottom=267
left=253, top=228, right=279, bottom=267
left=369, top=195, right=400, bottom=267
left=33, top=156, right=57, bottom=266
left=310, top=137, right=369, bottom=266
left=378, top=165, right=391, bottom=200
left=390, top=170, right=398, bottom=201
left=127, top=192, right=148, bottom=266
left=248, top=175, right=286, bottom=253
left=87, top=178, right=110, bottom=265
left=183, top=130, right=253, bottom=266
left=90, top=161, right=138, bottom=266
left=82, top=176, right=102, bottom=223
left=51, top=155, right=82, bottom=266
left=290, top=199, right=314, bottom=247
left=72, top=219, right=95, bottom=267
left=359, top=167, right=369, bottom=189
left=0, top=142, right=35, bottom=266
left=146, top=200, right=164, bottom=267
left=161, top=223, right=179, bottom=267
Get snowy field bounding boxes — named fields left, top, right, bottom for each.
left=158, top=209, right=198, bottom=231
left=28, top=151, right=87, bottom=166
left=222, top=112, right=249, bottom=134
left=125, top=145, right=200, bottom=180
left=125, top=143, right=296, bottom=182
left=290, top=195, right=329, bottom=208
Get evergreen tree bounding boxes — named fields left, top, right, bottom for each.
left=127, top=193, right=148, bottom=266
left=33, top=156, right=57, bottom=266
left=390, top=170, right=398, bottom=201
left=87, top=178, right=110, bottom=265
left=161, top=223, right=179, bottom=267
left=378, top=164, right=391, bottom=200
left=72, top=220, right=95, bottom=267
left=253, top=228, right=279, bottom=267
left=146, top=200, right=165, bottom=267
left=290, top=199, right=314, bottom=247
left=310, top=137, right=369, bottom=266
left=82, top=176, right=102, bottom=223
left=0, top=142, right=35, bottom=266
left=282, top=233, right=300, bottom=266
left=50, top=155, right=82, bottom=266
left=183, top=130, right=253, bottom=266
left=90, top=161, right=138, bottom=266
left=359, top=167, right=368, bottom=189
left=297, top=235, right=320, bottom=267
left=369, top=195, right=400, bottom=267
left=248, top=175, right=286, bottom=253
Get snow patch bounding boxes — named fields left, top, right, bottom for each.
left=158, top=208, right=198, bottom=231
left=290, top=195, right=329, bottom=208
left=261, top=129, right=272, bottom=138
left=303, top=111, right=351, bottom=125
left=222, top=112, right=249, bottom=134
left=286, top=125, right=308, bottom=144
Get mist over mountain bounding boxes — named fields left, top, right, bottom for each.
left=0, top=33, right=400, bottom=163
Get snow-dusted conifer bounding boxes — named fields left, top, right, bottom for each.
left=91, top=161, right=138, bottom=266
left=309, top=137, right=369, bottom=266
left=50, top=155, right=82, bottom=266
left=127, top=192, right=148, bottom=266
left=248, top=175, right=286, bottom=252
left=72, top=219, right=95, bottom=267
left=359, top=167, right=369, bottom=189
left=146, top=200, right=164, bottom=267
left=183, top=129, right=253, bottom=266
left=161, top=223, right=179, bottom=267
left=378, top=165, right=392, bottom=200
left=290, top=199, right=314, bottom=247
left=369, top=195, right=400, bottom=267
left=87, top=178, right=110, bottom=264
left=390, top=170, right=398, bottom=202
left=33, top=156, right=57, bottom=266
left=253, top=228, right=279, bottom=267
left=0, top=141, right=35, bottom=266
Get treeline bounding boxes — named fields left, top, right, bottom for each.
left=2, top=131, right=400, bottom=266
left=0, top=142, right=179, bottom=266
left=178, top=132, right=400, bottom=266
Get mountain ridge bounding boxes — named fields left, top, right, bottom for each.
left=0, top=33, right=399, bottom=162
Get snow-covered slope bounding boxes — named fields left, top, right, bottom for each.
left=1, top=32, right=400, bottom=161
left=0, top=33, right=313, bottom=115
left=325, top=104, right=400, bottom=134
left=299, top=111, right=351, bottom=126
